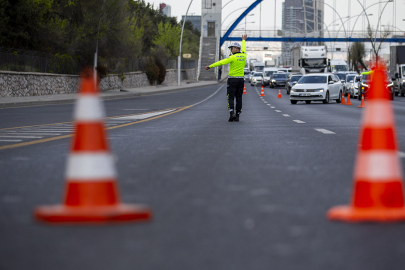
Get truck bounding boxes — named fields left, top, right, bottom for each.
left=251, top=61, right=265, bottom=72
left=290, top=46, right=329, bottom=75
left=390, top=45, right=405, bottom=96
left=249, top=58, right=258, bottom=71
left=265, top=59, right=276, bottom=67
left=328, top=59, right=349, bottom=72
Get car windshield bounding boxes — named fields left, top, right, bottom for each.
left=335, top=73, right=346, bottom=80
left=332, top=65, right=348, bottom=71
left=346, top=75, right=355, bottom=82
left=355, top=76, right=361, bottom=81
left=250, top=72, right=255, bottom=75
left=291, top=75, right=302, bottom=82
left=255, top=66, right=264, bottom=71
left=254, top=73, right=263, bottom=77
left=273, top=74, right=287, bottom=78
left=265, top=71, right=274, bottom=76
left=298, top=76, right=327, bottom=84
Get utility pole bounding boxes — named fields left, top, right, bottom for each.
left=178, top=0, right=194, bottom=86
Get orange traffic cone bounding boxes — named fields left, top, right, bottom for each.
left=327, top=64, right=405, bottom=222
left=358, top=95, right=365, bottom=108
left=277, top=89, right=282, bottom=98
left=346, top=93, right=352, bottom=105
left=34, top=68, right=152, bottom=224
left=260, top=85, right=265, bottom=96
left=243, top=85, right=247, bottom=94
left=341, top=93, right=346, bottom=105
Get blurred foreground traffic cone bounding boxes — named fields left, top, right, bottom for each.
left=341, top=93, right=346, bottom=105
left=277, top=89, right=282, bottom=98
left=327, top=65, right=405, bottom=222
left=358, top=95, right=366, bottom=108
left=243, top=85, right=247, bottom=94
left=35, top=68, right=152, bottom=224
left=260, top=85, right=265, bottom=96
left=346, top=94, right=352, bottom=105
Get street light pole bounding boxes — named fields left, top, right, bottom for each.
left=178, top=0, right=194, bottom=86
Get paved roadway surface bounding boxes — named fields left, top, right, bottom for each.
left=1, top=83, right=405, bottom=270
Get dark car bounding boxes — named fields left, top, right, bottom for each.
left=270, top=73, right=287, bottom=88
left=359, top=72, right=394, bottom=100
left=286, top=74, right=303, bottom=94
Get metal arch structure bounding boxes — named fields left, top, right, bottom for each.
left=226, top=37, right=405, bottom=43
left=220, top=0, right=405, bottom=44
left=220, top=0, right=263, bottom=47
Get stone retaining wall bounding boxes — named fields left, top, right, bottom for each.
left=0, top=68, right=197, bottom=97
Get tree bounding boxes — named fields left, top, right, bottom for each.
left=349, top=42, right=367, bottom=72
left=366, top=25, right=391, bottom=58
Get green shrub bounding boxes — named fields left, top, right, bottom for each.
left=143, top=58, right=159, bottom=85
left=155, top=58, right=166, bottom=84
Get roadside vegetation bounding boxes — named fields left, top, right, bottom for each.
left=0, top=0, right=200, bottom=83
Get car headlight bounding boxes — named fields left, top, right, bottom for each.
left=272, top=79, right=276, bottom=82
left=402, top=79, right=405, bottom=82
left=291, top=89, right=295, bottom=92
left=314, top=88, right=324, bottom=92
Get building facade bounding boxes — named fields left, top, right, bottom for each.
left=201, top=0, right=222, bottom=37
left=281, top=0, right=324, bottom=65
left=159, top=3, right=171, bottom=17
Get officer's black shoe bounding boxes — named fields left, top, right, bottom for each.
left=228, top=112, right=235, bottom=122
left=234, top=113, right=240, bottom=122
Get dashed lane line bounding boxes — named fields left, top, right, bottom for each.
left=399, top=152, right=405, bottom=158
left=271, top=106, right=275, bottom=108
left=275, top=110, right=281, bottom=112
left=293, top=120, right=306, bottom=124
left=315, top=128, right=335, bottom=134
left=0, top=140, right=23, bottom=142
left=282, top=114, right=290, bottom=117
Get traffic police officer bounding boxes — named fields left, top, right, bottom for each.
left=205, top=35, right=247, bottom=122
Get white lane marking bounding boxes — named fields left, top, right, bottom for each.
left=191, top=85, right=224, bottom=106
left=399, top=152, right=405, bottom=158
left=267, top=104, right=271, bottom=106
left=282, top=114, right=290, bottom=117
left=112, top=109, right=176, bottom=120
left=23, top=130, right=72, bottom=133
left=271, top=106, right=275, bottom=108
left=0, top=133, right=61, bottom=136
left=315, top=129, right=335, bottom=134
left=0, top=135, right=43, bottom=138
left=293, top=120, right=306, bottom=124
left=275, top=110, right=281, bottom=112
left=0, top=140, right=23, bottom=142
left=264, top=101, right=268, bottom=103
left=121, top=109, right=149, bottom=111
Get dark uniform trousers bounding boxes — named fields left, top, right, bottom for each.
left=227, top=78, right=244, bottom=113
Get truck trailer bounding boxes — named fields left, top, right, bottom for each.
left=290, top=46, right=329, bottom=75
left=390, top=45, right=405, bottom=96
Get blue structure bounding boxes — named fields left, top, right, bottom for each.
left=220, top=0, right=405, bottom=46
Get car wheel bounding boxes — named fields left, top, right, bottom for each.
left=270, top=84, right=274, bottom=88
left=290, top=100, right=297, bottom=104
left=401, top=91, right=405, bottom=97
left=395, top=91, right=399, bottom=96
left=336, top=91, right=342, bottom=103
left=305, top=100, right=311, bottom=104
left=323, top=91, right=329, bottom=104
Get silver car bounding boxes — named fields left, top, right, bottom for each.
left=344, top=74, right=357, bottom=97
left=251, top=72, right=263, bottom=86
left=248, top=71, right=255, bottom=83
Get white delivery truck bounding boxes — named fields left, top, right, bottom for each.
left=290, top=46, right=329, bottom=75
left=390, top=45, right=405, bottom=97
left=251, top=61, right=265, bottom=72
left=328, top=59, right=349, bottom=72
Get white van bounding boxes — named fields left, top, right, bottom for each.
left=328, top=60, right=348, bottom=73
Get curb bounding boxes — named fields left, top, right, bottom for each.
left=0, top=81, right=224, bottom=109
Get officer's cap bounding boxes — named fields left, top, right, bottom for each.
left=228, top=42, right=241, bottom=49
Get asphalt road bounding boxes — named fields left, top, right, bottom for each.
left=1, top=83, right=405, bottom=270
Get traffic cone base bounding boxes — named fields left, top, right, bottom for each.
left=277, top=89, right=282, bottom=98
left=243, top=85, right=247, bottom=94
left=346, top=94, right=352, bottom=105
left=327, top=205, right=405, bottom=222
left=260, top=86, right=265, bottom=96
left=35, top=204, right=151, bottom=223
left=358, top=96, right=366, bottom=108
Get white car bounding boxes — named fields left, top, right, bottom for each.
left=251, top=72, right=263, bottom=86
left=248, top=71, right=255, bottom=83
left=290, top=73, right=343, bottom=104
left=344, top=74, right=357, bottom=97
left=349, top=75, right=362, bottom=98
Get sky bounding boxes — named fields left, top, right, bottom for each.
left=145, top=0, right=405, bottom=60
